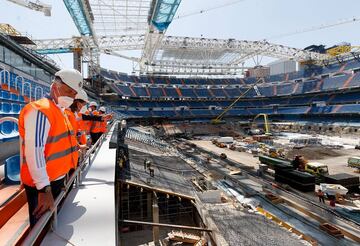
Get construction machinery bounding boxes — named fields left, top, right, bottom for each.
left=211, top=79, right=263, bottom=124
left=259, top=155, right=360, bottom=189
left=252, top=113, right=271, bottom=135
left=305, top=162, right=329, bottom=176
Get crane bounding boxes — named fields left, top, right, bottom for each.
left=211, top=78, right=263, bottom=124
left=6, top=0, right=51, bottom=16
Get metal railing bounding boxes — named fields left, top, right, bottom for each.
left=22, top=121, right=116, bottom=245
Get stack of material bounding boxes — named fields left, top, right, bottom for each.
left=168, top=231, right=206, bottom=246
left=324, top=173, right=360, bottom=192
left=275, top=169, right=315, bottom=192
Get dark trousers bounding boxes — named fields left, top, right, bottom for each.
left=90, top=132, right=103, bottom=145
left=24, top=178, right=65, bottom=227
left=319, top=196, right=325, bottom=203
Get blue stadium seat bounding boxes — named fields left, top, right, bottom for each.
left=4, top=155, right=20, bottom=184
left=11, top=103, right=21, bottom=113
left=1, top=90, right=10, bottom=99
left=10, top=93, right=18, bottom=101
left=1, top=121, right=14, bottom=134
left=18, top=95, right=25, bottom=102
left=1, top=102, right=11, bottom=113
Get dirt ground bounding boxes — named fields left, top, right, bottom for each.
left=190, top=140, right=259, bottom=168
left=191, top=140, right=360, bottom=177
left=286, top=147, right=343, bottom=160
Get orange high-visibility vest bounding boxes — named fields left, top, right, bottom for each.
left=19, top=98, right=78, bottom=187
left=100, top=119, right=107, bottom=133
left=90, top=111, right=104, bottom=133
left=77, top=113, right=88, bottom=145
left=64, top=109, right=86, bottom=146
left=64, top=109, right=78, bottom=136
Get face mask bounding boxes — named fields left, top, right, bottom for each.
left=79, top=105, right=87, bottom=114
left=58, top=96, right=74, bottom=108
left=52, top=83, right=74, bottom=108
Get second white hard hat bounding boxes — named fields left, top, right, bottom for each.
left=55, top=68, right=83, bottom=92
left=89, top=101, right=98, bottom=107
left=99, top=106, right=106, bottom=112
left=75, top=89, right=89, bottom=103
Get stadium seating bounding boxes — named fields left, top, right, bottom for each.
left=4, top=155, right=20, bottom=184
left=103, top=58, right=360, bottom=119
left=0, top=68, right=50, bottom=142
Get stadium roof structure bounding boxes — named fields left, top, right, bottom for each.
left=27, top=0, right=333, bottom=76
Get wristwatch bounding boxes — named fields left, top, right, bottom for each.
left=38, top=185, right=51, bottom=193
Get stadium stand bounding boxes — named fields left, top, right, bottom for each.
left=102, top=58, right=360, bottom=120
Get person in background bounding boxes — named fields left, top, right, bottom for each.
left=88, top=101, right=99, bottom=144
left=99, top=106, right=110, bottom=135
left=19, top=68, right=83, bottom=227
left=66, top=92, right=109, bottom=159
left=329, top=198, right=336, bottom=207
left=89, top=106, right=112, bottom=144
left=317, top=189, right=325, bottom=203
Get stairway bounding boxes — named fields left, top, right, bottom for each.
left=0, top=183, right=29, bottom=246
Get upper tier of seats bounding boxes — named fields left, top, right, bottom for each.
left=100, top=58, right=360, bottom=86
left=107, top=71, right=360, bottom=100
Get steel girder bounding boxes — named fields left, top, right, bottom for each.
left=158, top=36, right=330, bottom=62
left=31, top=35, right=332, bottom=75
left=33, top=35, right=327, bottom=60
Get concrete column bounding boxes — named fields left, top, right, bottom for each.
left=153, top=197, right=160, bottom=245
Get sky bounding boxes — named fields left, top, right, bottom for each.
left=1, top=0, right=360, bottom=75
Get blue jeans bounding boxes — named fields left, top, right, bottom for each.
left=24, top=178, right=65, bottom=227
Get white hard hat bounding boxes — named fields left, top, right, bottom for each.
left=55, top=68, right=83, bottom=92
left=99, top=106, right=106, bottom=112
left=89, top=101, right=98, bottom=107
left=75, top=89, right=89, bottom=103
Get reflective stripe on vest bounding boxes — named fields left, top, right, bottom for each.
left=46, top=130, right=74, bottom=144
left=19, top=98, right=78, bottom=187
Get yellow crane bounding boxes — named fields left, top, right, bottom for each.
left=211, top=78, right=263, bottom=124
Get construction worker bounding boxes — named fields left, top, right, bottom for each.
left=317, top=189, right=325, bottom=203
left=88, top=101, right=99, bottom=144
left=90, top=106, right=112, bottom=144
left=98, top=106, right=109, bottom=134
left=19, top=68, right=83, bottom=227
left=66, top=91, right=105, bottom=154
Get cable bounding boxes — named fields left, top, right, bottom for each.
left=267, top=16, right=360, bottom=40
left=174, top=0, right=247, bottom=20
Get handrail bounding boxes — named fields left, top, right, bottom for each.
left=22, top=121, right=117, bottom=245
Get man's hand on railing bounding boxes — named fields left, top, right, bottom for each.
left=79, top=144, right=89, bottom=155
left=33, top=192, right=55, bottom=219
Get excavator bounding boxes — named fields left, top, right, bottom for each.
left=251, top=113, right=271, bottom=135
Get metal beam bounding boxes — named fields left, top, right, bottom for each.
left=121, top=219, right=212, bottom=232
left=30, top=35, right=333, bottom=76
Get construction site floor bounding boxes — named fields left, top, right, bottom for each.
left=190, top=140, right=259, bottom=168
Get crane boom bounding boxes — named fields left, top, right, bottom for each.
left=7, top=0, right=51, bottom=16
left=211, top=78, right=263, bottom=124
